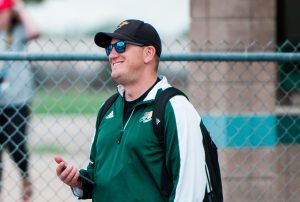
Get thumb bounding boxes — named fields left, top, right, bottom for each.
left=54, top=155, right=64, bottom=164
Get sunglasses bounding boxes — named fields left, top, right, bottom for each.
left=105, top=41, right=144, bottom=56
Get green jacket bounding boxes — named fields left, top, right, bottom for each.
left=79, top=76, right=206, bottom=202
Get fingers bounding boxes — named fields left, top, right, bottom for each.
left=54, top=156, right=80, bottom=187
left=56, top=162, right=66, bottom=176
left=62, top=166, right=80, bottom=185
left=54, top=155, right=63, bottom=164
left=60, top=165, right=81, bottom=187
left=54, top=155, right=66, bottom=176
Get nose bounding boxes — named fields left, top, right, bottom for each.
left=108, top=47, right=119, bottom=58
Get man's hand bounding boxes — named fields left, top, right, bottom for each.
left=54, top=155, right=81, bottom=188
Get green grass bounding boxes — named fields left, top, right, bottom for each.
left=33, top=89, right=113, bottom=114
left=30, top=144, right=65, bottom=154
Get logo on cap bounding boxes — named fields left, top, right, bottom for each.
left=116, top=21, right=129, bottom=30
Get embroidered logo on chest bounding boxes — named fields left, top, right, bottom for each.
left=139, top=111, right=153, bottom=123
left=105, top=111, right=114, bottom=119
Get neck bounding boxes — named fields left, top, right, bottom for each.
left=124, top=75, right=157, bottom=101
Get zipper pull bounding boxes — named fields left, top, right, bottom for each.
left=117, top=129, right=124, bottom=144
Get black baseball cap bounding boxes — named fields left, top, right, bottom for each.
left=94, top=19, right=162, bottom=57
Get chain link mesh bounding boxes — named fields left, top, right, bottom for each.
left=1, top=38, right=300, bottom=201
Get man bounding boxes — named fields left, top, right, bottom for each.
left=55, top=19, right=206, bottom=201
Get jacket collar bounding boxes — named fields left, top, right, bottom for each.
left=117, top=75, right=171, bottom=102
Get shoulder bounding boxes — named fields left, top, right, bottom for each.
left=166, top=95, right=200, bottom=122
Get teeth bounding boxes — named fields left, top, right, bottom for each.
left=113, top=62, right=122, bottom=66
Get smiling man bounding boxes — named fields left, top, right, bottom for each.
left=54, top=19, right=207, bottom=202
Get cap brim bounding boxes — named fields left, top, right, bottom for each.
left=94, top=32, right=135, bottom=48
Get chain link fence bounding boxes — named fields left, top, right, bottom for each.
left=1, top=38, right=300, bottom=201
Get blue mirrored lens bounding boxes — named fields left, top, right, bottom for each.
left=115, top=41, right=126, bottom=53
left=105, top=45, right=113, bottom=56
left=105, top=41, right=126, bottom=56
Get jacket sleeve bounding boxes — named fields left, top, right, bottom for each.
left=77, top=125, right=99, bottom=199
left=164, top=96, right=207, bottom=202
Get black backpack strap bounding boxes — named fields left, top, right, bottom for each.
left=201, top=121, right=223, bottom=202
left=152, top=87, right=187, bottom=197
left=95, top=93, right=119, bottom=134
left=152, top=87, right=187, bottom=146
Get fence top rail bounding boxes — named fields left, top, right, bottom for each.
left=0, top=52, right=300, bottom=62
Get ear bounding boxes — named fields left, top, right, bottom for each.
left=143, top=46, right=156, bottom=63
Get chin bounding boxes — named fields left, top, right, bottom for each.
left=111, top=74, right=121, bottom=82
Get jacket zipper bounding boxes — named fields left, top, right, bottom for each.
left=117, top=108, right=135, bottom=144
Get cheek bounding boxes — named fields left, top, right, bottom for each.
left=128, top=51, right=144, bottom=68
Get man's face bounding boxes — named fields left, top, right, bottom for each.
left=108, top=39, right=145, bottom=85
